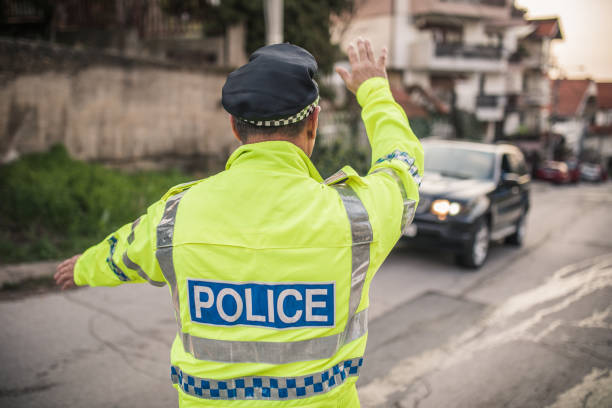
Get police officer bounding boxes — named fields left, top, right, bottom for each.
left=55, top=38, right=423, bottom=407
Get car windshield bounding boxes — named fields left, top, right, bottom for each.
left=424, top=144, right=495, bottom=180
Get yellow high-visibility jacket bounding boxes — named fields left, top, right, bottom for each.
left=75, top=77, right=423, bottom=407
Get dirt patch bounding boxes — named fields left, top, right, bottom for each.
left=0, top=276, right=79, bottom=301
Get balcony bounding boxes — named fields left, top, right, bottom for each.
left=436, top=43, right=502, bottom=60
left=476, top=94, right=506, bottom=121
left=411, top=0, right=510, bottom=20
left=523, top=91, right=548, bottom=107
left=409, top=38, right=507, bottom=73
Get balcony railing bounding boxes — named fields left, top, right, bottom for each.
left=476, top=94, right=506, bottom=121
left=479, top=0, right=507, bottom=6
left=440, top=0, right=506, bottom=5
left=523, top=91, right=548, bottom=106
left=409, top=38, right=507, bottom=72
left=412, top=0, right=510, bottom=19
left=435, top=43, right=502, bottom=60
left=476, top=95, right=499, bottom=108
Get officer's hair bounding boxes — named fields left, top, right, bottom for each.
left=233, top=114, right=311, bottom=143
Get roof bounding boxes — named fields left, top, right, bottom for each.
left=353, top=0, right=392, bottom=18
left=552, top=79, right=592, bottom=117
left=390, top=85, right=449, bottom=118
left=527, top=17, right=563, bottom=40
left=391, top=87, right=428, bottom=118
left=596, top=82, right=612, bottom=110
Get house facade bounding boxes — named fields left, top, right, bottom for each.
left=585, top=82, right=612, bottom=169
left=334, top=0, right=562, bottom=142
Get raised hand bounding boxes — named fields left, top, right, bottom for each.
left=335, top=38, right=388, bottom=95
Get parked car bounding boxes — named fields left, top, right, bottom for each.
left=403, top=140, right=531, bottom=269
left=565, top=158, right=581, bottom=183
left=580, top=162, right=608, bottom=182
left=535, top=161, right=570, bottom=184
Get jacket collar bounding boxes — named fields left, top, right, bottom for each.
left=225, top=141, right=324, bottom=183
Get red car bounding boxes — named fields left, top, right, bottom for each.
left=535, top=161, right=570, bottom=184
left=565, top=159, right=581, bottom=183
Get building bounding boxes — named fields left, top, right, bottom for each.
left=0, top=0, right=247, bottom=67
left=504, top=17, right=563, bottom=138
left=333, top=1, right=562, bottom=143
left=550, top=78, right=597, bottom=157
left=586, top=82, right=612, bottom=169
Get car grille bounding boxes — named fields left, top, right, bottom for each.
left=416, top=197, right=431, bottom=214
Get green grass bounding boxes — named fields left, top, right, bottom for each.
left=0, top=142, right=372, bottom=264
left=0, top=145, right=192, bottom=264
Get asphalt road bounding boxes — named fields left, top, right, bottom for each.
left=1, top=181, right=611, bottom=408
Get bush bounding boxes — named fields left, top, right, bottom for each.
left=0, top=145, right=191, bottom=263
left=0, top=142, right=374, bottom=263
left=311, top=140, right=370, bottom=179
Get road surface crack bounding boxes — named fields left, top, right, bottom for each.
left=0, top=383, right=58, bottom=397
left=63, top=292, right=170, bottom=346
left=87, top=314, right=165, bottom=381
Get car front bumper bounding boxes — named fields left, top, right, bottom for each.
left=402, top=214, right=478, bottom=253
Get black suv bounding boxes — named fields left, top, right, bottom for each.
left=403, top=140, right=531, bottom=268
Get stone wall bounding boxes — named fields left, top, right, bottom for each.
left=0, top=39, right=240, bottom=170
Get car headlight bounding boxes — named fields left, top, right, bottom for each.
left=449, top=202, right=462, bottom=216
left=431, top=199, right=462, bottom=220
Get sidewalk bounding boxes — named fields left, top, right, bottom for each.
left=0, top=261, right=59, bottom=287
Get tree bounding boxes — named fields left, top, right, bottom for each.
left=161, top=0, right=353, bottom=74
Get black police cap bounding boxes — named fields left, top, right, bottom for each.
left=222, top=43, right=319, bottom=127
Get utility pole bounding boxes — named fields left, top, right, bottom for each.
left=264, top=0, right=283, bottom=45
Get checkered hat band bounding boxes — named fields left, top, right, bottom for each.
left=171, top=356, right=363, bottom=400
left=238, top=97, right=320, bottom=127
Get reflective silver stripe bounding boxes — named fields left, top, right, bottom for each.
left=171, top=356, right=363, bottom=400
left=156, top=191, right=188, bottom=329
left=331, top=184, right=373, bottom=325
left=155, top=185, right=373, bottom=364
left=123, top=252, right=165, bottom=287
left=324, top=169, right=348, bottom=185
left=127, top=217, right=142, bottom=244
left=373, top=168, right=417, bottom=233
left=180, top=308, right=368, bottom=364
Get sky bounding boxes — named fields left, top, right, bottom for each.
left=515, top=0, right=612, bottom=81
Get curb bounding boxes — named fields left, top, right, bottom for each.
left=0, top=261, right=59, bottom=287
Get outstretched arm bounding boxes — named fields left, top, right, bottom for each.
left=54, top=198, right=168, bottom=289
left=334, top=38, right=423, bottom=253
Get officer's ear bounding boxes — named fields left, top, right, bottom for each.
left=230, top=115, right=242, bottom=143
left=307, top=106, right=321, bottom=140
left=304, top=106, right=320, bottom=157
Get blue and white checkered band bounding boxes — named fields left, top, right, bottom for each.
left=376, top=149, right=422, bottom=187
left=238, top=97, right=320, bottom=127
left=171, top=357, right=363, bottom=400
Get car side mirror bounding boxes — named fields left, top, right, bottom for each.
left=501, top=173, right=519, bottom=186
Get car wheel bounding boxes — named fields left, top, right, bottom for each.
left=506, top=209, right=526, bottom=246
left=456, top=219, right=490, bottom=269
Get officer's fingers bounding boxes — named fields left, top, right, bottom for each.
left=55, top=271, right=70, bottom=287
left=62, top=279, right=75, bottom=291
left=335, top=66, right=351, bottom=84
left=58, top=258, right=70, bottom=269
left=55, top=268, right=70, bottom=280
left=377, top=47, right=388, bottom=70
left=53, top=268, right=64, bottom=281
left=347, top=44, right=358, bottom=66
left=357, top=39, right=368, bottom=62
left=57, top=263, right=72, bottom=275
left=365, top=40, right=375, bottom=63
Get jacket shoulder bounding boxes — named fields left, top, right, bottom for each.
left=161, top=179, right=203, bottom=200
